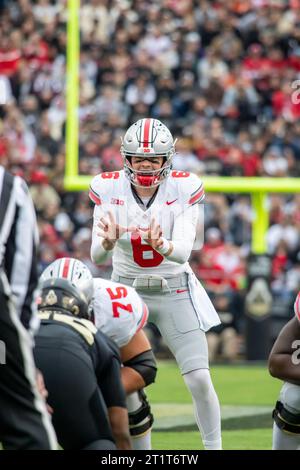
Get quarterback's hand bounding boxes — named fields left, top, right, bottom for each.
left=143, top=218, right=164, bottom=250
left=98, top=211, right=137, bottom=250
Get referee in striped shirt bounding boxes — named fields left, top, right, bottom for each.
left=0, top=166, right=57, bottom=449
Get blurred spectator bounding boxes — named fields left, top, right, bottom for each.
left=220, top=77, right=260, bottom=123
left=207, top=293, right=242, bottom=363
left=286, top=253, right=300, bottom=297
left=197, top=48, right=228, bottom=90
left=172, top=138, right=205, bottom=174
left=125, top=74, right=156, bottom=108
left=267, top=213, right=300, bottom=255
left=29, top=170, right=61, bottom=213
left=262, top=146, right=289, bottom=176
left=229, top=196, right=253, bottom=247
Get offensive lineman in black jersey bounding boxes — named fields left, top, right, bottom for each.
left=34, top=272, right=131, bottom=450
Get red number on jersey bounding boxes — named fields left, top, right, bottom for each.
left=131, top=234, right=164, bottom=267
left=171, top=170, right=190, bottom=178
left=101, top=172, right=120, bottom=179
left=112, top=301, right=133, bottom=318
left=106, top=287, right=132, bottom=318
left=106, top=286, right=128, bottom=300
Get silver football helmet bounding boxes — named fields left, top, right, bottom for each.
left=121, top=118, right=176, bottom=188
left=40, top=258, right=94, bottom=317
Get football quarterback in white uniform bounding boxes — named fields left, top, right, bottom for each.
left=269, top=291, right=300, bottom=450
left=40, top=257, right=157, bottom=450
left=90, top=167, right=204, bottom=278
left=89, top=118, right=222, bottom=450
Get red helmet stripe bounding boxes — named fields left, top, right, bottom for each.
left=142, top=118, right=152, bottom=148
left=189, top=185, right=205, bottom=205
left=62, top=258, right=71, bottom=279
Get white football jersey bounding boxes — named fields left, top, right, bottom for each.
left=90, top=170, right=204, bottom=277
left=92, top=277, right=148, bottom=347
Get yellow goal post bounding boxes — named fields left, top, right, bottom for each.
left=65, top=0, right=300, bottom=255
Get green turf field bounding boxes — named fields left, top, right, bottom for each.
left=147, top=361, right=282, bottom=450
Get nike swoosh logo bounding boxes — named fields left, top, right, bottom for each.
left=176, top=289, right=188, bottom=294
left=166, top=199, right=178, bottom=205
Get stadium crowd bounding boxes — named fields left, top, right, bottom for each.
left=1, top=0, right=300, bottom=359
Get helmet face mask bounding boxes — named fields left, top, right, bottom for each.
left=121, top=118, right=175, bottom=188
left=125, top=157, right=170, bottom=188
left=40, top=258, right=94, bottom=320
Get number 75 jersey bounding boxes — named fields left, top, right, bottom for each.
left=92, top=277, right=149, bottom=348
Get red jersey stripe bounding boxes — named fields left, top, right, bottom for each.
left=137, top=301, right=149, bottom=332
left=188, top=187, right=205, bottom=205
left=89, top=190, right=101, bottom=205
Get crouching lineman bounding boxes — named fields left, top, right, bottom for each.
left=268, top=291, right=300, bottom=450
left=41, top=257, right=157, bottom=450
left=34, top=266, right=131, bottom=450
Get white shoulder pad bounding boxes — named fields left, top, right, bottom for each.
left=170, top=171, right=205, bottom=206
left=89, top=171, right=122, bottom=206
left=294, top=291, right=300, bottom=323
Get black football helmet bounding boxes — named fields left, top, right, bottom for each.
left=39, top=277, right=93, bottom=320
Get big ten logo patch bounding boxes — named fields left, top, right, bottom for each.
left=111, top=198, right=124, bottom=206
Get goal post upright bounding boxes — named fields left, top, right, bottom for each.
left=66, top=0, right=80, bottom=180
left=64, top=0, right=300, bottom=255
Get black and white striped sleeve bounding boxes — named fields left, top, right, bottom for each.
left=0, top=168, right=40, bottom=334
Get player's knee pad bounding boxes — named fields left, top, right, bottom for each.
left=273, top=383, right=300, bottom=435
left=127, top=390, right=153, bottom=438
left=82, top=439, right=116, bottom=450
left=273, top=401, right=300, bottom=435
left=123, top=349, right=157, bottom=386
